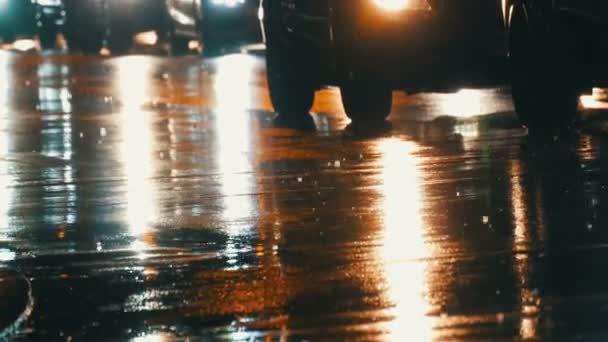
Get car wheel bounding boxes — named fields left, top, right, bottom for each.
left=108, top=29, right=133, bottom=55
left=38, top=29, right=57, bottom=50
left=341, top=81, right=392, bottom=122
left=265, top=19, right=315, bottom=118
left=64, top=1, right=105, bottom=54
left=169, top=25, right=190, bottom=55
left=510, top=4, right=578, bottom=135
left=65, top=32, right=104, bottom=54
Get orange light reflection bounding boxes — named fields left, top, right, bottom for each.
left=509, top=159, right=541, bottom=340
left=376, top=138, right=435, bottom=341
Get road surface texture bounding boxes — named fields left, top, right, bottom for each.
left=2, top=48, right=608, bottom=341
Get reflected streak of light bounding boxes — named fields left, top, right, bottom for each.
left=115, top=58, right=157, bottom=248
left=454, top=121, right=480, bottom=139
left=134, top=31, right=158, bottom=46
left=13, top=39, right=37, bottom=52
left=510, top=160, right=528, bottom=252
left=0, top=56, right=12, bottom=231
left=509, top=159, right=540, bottom=340
left=580, top=88, right=608, bottom=110
left=213, top=55, right=257, bottom=234
left=0, top=158, right=12, bottom=230
left=213, top=54, right=259, bottom=269
left=437, top=89, right=487, bottom=118
left=0, top=248, right=16, bottom=262
left=376, top=138, right=434, bottom=341
left=131, top=333, right=172, bottom=342
left=0, top=53, right=7, bottom=109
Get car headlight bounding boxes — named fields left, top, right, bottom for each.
left=373, top=0, right=431, bottom=11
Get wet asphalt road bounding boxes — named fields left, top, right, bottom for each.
left=2, top=47, right=608, bottom=341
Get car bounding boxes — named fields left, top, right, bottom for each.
left=33, top=0, right=67, bottom=50
left=165, top=0, right=262, bottom=55
left=62, top=0, right=167, bottom=54
left=503, top=0, right=608, bottom=134
left=0, top=0, right=35, bottom=44
left=261, top=0, right=505, bottom=122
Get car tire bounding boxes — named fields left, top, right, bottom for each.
left=66, top=33, right=104, bottom=54
left=509, top=4, right=578, bottom=135
left=108, top=30, right=133, bottom=55
left=341, top=81, right=392, bottom=122
left=265, top=18, right=315, bottom=118
left=38, top=29, right=57, bottom=50
left=64, top=1, right=105, bottom=54
left=169, top=26, right=190, bottom=56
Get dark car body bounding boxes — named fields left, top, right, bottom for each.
left=267, top=0, right=503, bottom=87
left=166, top=0, right=262, bottom=54
left=33, top=0, right=66, bottom=49
left=262, top=0, right=505, bottom=121
left=61, top=0, right=166, bottom=54
left=34, top=0, right=65, bottom=28
left=502, top=0, right=608, bottom=133
left=0, top=0, right=35, bottom=43
left=505, top=0, right=608, bottom=85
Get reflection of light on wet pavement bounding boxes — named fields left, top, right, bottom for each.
left=131, top=333, right=173, bottom=342
left=0, top=53, right=7, bottom=108
left=115, top=57, right=158, bottom=249
left=0, top=159, right=13, bottom=232
left=508, top=159, right=541, bottom=340
left=376, top=138, right=434, bottom=341
left=580, top=88, right=608, bottom=109
left=0, top=53, right=12, bottom=232
left=213, top=54, right=257, bottom=112
left=454, top=121, right=480, bottom=139
left=213, top=54, right=259, bottom=266
left=0, top=248, right=15, bottom=262
left=214, top=54, right=257, bottom=230
left=37, top=63, right=73, bottom=160
left=13, top=39, right=37, bottom=52
left=437, top=89, right=486, bottom=118
left=134, top=31, right=158, bottom=46
left=413, top=88, right=513, bottom=120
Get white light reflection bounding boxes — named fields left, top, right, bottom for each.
left=0, top=248, right=15, bottom=262
left=0, top=154, right=13, bottom=231
left=115, top=57, right=158, bottom=253
left=213, top=55, right=257, bottom=232
left=376, top=138, right=434, bottom=341
left=438, top=89, right=486, bottom=117
left=436, top=89, right=500, bottom=118
left=131, top=333, right=172, bottom=342
left=213, top=55, right=259, bottom=268
left=580, top=88, right=608, bottom=110
left=0, top=53, right=7, bottom=109
left=0, top=55, right=13, bottom=232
